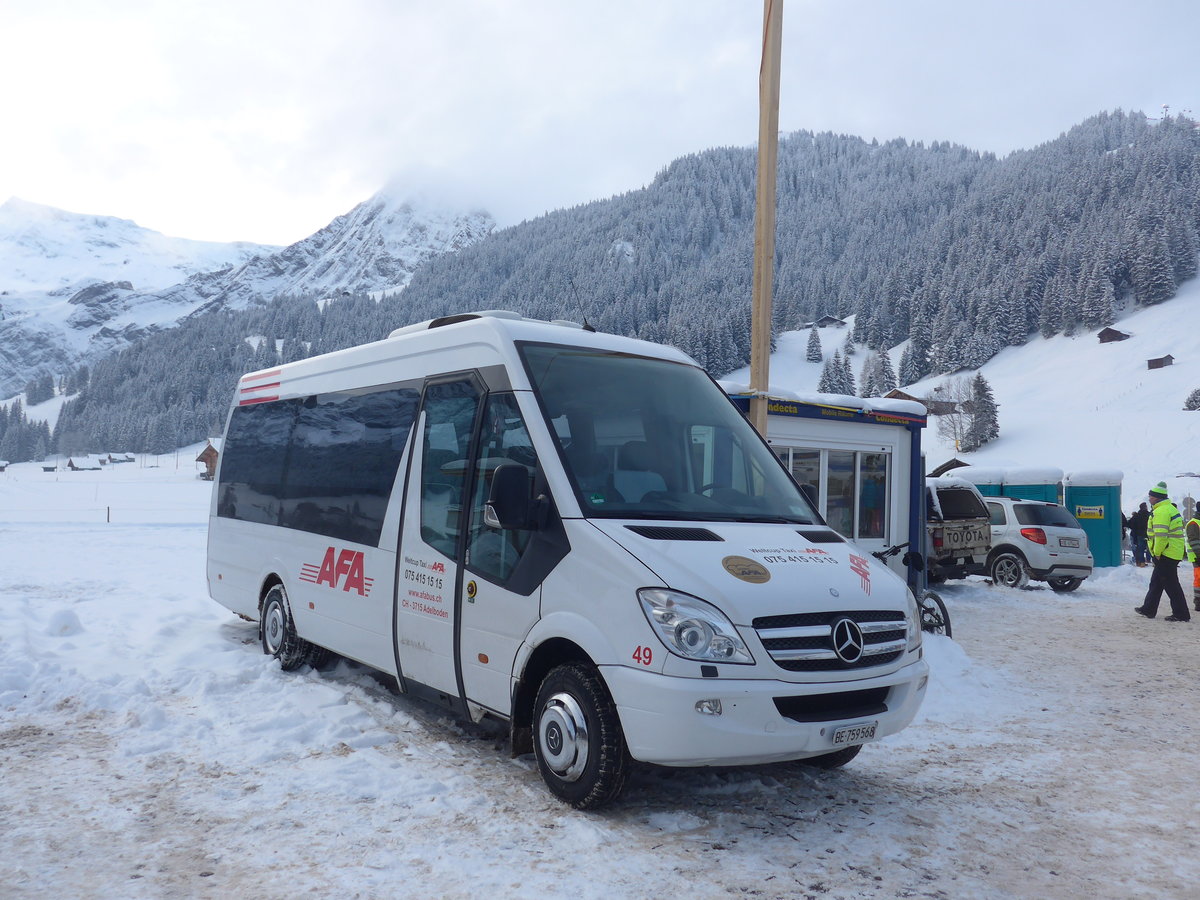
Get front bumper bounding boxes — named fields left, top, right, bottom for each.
left=601, top=654, right=929, bottom=766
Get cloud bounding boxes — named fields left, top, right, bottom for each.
left=0, top=0, right=1194, bottom=244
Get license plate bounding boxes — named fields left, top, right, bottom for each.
left=833, top=721, right=877, bottom=745
left=1059, top=538, right=1080, bottom=548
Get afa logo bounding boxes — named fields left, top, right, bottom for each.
left=300, top=547, right=375, bottom=596
left=848, top=553, right=872, bottom=595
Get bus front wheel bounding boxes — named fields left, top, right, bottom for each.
left=532, top=662, right=630, bottom=810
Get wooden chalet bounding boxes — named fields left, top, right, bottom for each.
left=804, top=315, right=847, bottom=329
left=196, top=440, right=221, bottom=480
left=1097, top=327, right=1130, bottom=343
left=1148, top=354, right=1175, bottom=370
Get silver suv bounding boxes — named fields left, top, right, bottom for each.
left=982, top=497, right=1093, bottom=591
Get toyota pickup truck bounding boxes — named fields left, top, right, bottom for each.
left=925, top=477, right=991, bottom=583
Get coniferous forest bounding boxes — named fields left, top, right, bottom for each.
left=8, top=110, right=1197, bottom=460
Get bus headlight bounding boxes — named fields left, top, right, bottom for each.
left=906, top=589, right=923, bottom=651
left=637, top=588, right=754, bottom=665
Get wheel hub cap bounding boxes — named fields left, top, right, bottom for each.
left=538, top=692, right=589, bottom=782
left=265, top=605, right=284, bottom=652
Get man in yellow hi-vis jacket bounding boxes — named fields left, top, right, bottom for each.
left=1135, top=481, right=1190, bottom=622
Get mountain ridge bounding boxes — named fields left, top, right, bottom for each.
left=0, top=191, right=495, bottom=397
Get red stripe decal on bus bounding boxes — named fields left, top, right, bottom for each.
left=240, top=369, right=281, bottom=383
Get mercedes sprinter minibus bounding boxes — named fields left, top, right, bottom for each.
left=207, top=311, right=928, bottom=808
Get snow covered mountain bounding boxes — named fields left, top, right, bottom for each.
left=0, top=197, right=275, bottom=295
left=0, top=192, right=494, bottom=398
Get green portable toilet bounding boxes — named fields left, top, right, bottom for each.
left=1002, top=467, right=1063, bottom=503
left=956, top=466, right=1005, bottom=497
left=1064, top=470, right=1124, bottom=568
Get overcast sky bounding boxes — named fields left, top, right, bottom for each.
left=1, top=0, right=1194, bottom=246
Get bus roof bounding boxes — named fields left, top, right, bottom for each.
left=235, top=310, right=698, bottom=402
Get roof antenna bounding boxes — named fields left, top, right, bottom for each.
left=566, top=275, right=594, bottom=330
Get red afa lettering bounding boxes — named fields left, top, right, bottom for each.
left=301, top=546, right=373, bottom=597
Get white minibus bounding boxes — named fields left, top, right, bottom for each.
left=207, top=310, right=928, bottom=808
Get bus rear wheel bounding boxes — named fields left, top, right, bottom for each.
left=533, top=662, right=630, bottom=809
left=261, top=584, right=327, bottom=671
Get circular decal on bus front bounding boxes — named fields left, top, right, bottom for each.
left=466, top=580, right=477, bottom=601
left=722, top=556, right=771, bottom=583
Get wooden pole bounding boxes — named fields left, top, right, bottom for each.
left=749, top=0, right=783, bottom=436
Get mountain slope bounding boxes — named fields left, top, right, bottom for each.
left=914, top=274, right=1200, bottom=501
left=727, top=276, right=1200, bottom=505
left=0, top=197, right=275, bottom=294
left=0, top=192, right=494, bottom=397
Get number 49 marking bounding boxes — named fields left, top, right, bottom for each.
left=632, top=646, right=653, bottom=666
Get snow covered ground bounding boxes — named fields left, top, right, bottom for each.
left=8, top=277, right=1200, bottom=897
left=2, top=458, right=1197, bottom=899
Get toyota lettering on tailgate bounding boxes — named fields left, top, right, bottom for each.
left=948, top=528, right=987, bottom=546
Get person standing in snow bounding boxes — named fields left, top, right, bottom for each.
left=1134, top=483, right=1190, bottom=622
left=1127, top=502, right=1150, bottom=567
left=1187, top=513, right=1200, bottom=613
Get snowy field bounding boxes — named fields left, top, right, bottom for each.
left=2, top=461, right=1196, bottom=899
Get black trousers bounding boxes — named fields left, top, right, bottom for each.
left=1143, top=556, right=1190, bottom=619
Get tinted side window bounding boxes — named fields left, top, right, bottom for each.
left=217, top=400, right=300, bottom=525
left=420, top=379, right=483, bottom=559
left=1014, top=504, right=1080, bottom=528
left=987, top=502, right=1006, bottom=526
left=280, top=388, right=419, bottom=545
left=466, top=393, right=537, bottom=584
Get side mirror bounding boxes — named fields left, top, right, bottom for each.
left=484, top=463, right=536, bottom=530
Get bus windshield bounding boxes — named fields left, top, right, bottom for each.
left=519, top=343, right=819, bottom=524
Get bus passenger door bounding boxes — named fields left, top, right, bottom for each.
left=459, top=392, right=545, bottom=716
left=395, top=377, right=482, bottom=701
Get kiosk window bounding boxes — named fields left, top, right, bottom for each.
left=789, top=450, right=820, bottom=505
left=857, top=452, right=887, bottom=540
left=826, top=450, right=856, bottom=536
left=776, top=446, right=891, bottom=542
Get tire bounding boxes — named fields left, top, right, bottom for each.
left=532, top=662, right=631, bottom=809
left=1047, top=576, right=1083, bottom=593
left=920, top=590, right=952, bottom=638
left=801, top=743, right=863, bottom=770
left=260, top=584, right=328, bottom=671
left=990, top=551, right=1030, bottom=589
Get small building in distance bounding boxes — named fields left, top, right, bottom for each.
left=1148, top=354, right=1175, bottom=370
left=196, top=440, right=221, bottom=480
left=1098, top=327, right=1130, bottom=343
left=803, top=315, right=847, bottom=329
